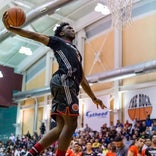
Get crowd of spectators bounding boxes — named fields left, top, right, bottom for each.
left=0, top=116, right=156, bottom=156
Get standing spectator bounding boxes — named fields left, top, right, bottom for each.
left=114, top=136, right=128, bottom=156
left=124, top=120, right=130, bottom=128
left=50, top=119, right=57, bottom=129
left=116, top=120, right=123, bottom=134
left=139, top=121, right=147, bottom=133
left=130, top=118, right=138, bottom=134
left=145, top=115, right=153, bottom=129
left=40, top=122, right=46, bottom=136
left=84, top=124, right=92, bottom=132
left=127, top=136, right=145, bottom=156
left=152, top=120, right=156, bottom=132
left=142, top=135, right=152, bottom=156
left=109, top=121, right=114, bottom=130
left=116, top=120, right=123, bottom=128
left=9, top=133, right=16, bottom=144
left=145, top=134, right=156, bottom=156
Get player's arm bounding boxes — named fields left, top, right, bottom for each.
left=80, top=71, right=107, bottom=109
left=2, top=11, right=49, bottom=45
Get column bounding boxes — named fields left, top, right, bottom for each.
left=15, top=103, right=22, bottom=137
left=76, top=29, right=86, bottom=67
left=113, top=25, right=122, bottom=122
left=33, top=98, right=38, bottom=132
left=43, top=51, right=54, bottom=131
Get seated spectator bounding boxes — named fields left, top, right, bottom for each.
left=92, top=139, right=101, bottom=150
left=116, top=120, right=123, bottom=128
left=144, top=134, right=156, bottom=156
left=82, top=142, right=96, bottom=156
left=72, top=142, right=82, bottom=156
left=102, top=145, right=108, bottom=156
left=66, top=140, right=75, bottom=156
left=106, top=143, right=116, bottom=156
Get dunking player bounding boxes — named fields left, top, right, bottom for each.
left=3, top=12, right=107, bottom=156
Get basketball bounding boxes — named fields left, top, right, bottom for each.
left=7, top=7, right=26, bottom=27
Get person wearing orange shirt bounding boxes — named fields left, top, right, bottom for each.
left=127, top=136, right=145, bottom=156
left=66, top=142, right=82, bottom=156
left=106, top=143, right=116, bottom=156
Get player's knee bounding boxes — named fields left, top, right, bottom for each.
left=70, top=119, right=77, bottom=131
left=72, top=120, right=77, bottom=130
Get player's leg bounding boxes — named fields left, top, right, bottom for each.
left=39, top=115, right=64, bottom=148
left=56, top=115, right=78, bottom=156
left=26, top=115, right=64, bottom=156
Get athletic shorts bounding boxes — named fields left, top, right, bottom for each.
left=50, top=73, right=79, bottom=119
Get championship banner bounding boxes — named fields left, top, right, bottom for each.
left=79, top=95, right=110, bottom=132
left=124, top=86, right=156, bottom=122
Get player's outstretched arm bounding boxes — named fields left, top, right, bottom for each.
left=80, top=71, right=107, bottom=109
left=2, top=11, right=49, bottom=45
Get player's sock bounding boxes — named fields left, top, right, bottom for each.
left=56, top=149, right=66, bottom=156
left=29, top=142, right=44, bottom=155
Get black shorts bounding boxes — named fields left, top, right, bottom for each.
left=50, top=74, right=80, bottom=119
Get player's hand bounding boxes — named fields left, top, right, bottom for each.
left=92, top=98, right=107, bottom=109
left=2, top=11, right=11, bottom=30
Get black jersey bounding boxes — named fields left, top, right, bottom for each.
left=145, top=147, right=156, bottom=156
left=47, top=36, right=83, bottom=85
left=82, top=151, right=97, bottom=156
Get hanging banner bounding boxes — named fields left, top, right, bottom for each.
left=124, top=86, right=156, bottom=122
left=79, top=95, right=110, bottom=132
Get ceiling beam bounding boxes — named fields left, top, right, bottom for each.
left=16, top=46, right=50, bottom=73
left=49, top=13, right=74, bottom=24
left=0, top=0, right=12, bottom=9
left=74, top=11, right=107, bottom=32
left=12, top=0, right=34, bottom=9
left=0, top=0, right=74, bottom=42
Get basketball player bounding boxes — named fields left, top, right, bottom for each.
left=3, top=12, right=107, bottom=156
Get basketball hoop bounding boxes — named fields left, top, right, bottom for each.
left=107, top=0, right=133, bottom=29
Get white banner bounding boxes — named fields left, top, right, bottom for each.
left=124, top=86, right=156, bottom=122
left=79, top=95, right=110, bottom=132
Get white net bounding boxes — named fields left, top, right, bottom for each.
left=107, top=0, right=133, bottom=29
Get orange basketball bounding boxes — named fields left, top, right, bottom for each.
left=7, top=7, right=26, bottom=27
